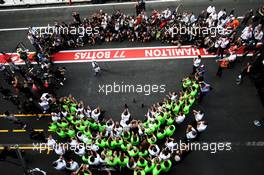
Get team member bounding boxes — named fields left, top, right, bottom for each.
left=192, top=55, right=202, bottom=75
left=52, top=156, right=66, bottom=171
left=92, top=60, right=101, bottom=76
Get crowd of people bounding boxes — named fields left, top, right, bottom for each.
left=46, top=57, right=210, bottom=174
left=0, top=3, right=263, bottom=175
left=26, top=5, right=263, bottom=59
left=0, top=45, right=66, bottom=114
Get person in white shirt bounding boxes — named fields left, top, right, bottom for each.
left=192, top=55, right=201, bottom=74
left=52, top=156, right=66, bottom=170
left=101, top=18, right=107, bottom=29
left=240, top=25, right=253, bottom=42
left=47, top=135, right=56, bottom=149
left=106, top=118, right=115, bottom=135
left=217, top=37, right=230, bottom=59
left=186, top=125, right=197, bottom=141
left=197, top=121, right=208, bottom=132
left=165, top=137, right=177, bottom=151
left=61, top=109, right=68, bottom=118
left=88, top=153, right=100, bottom=165
left=84, top=105, right=92, bottom=118
left=114, top=122, right=123, bottom=137
left=99, top=154, right=107, bottom=165
left=54, top=145, right=65, bottom=156
left=209, top=11, right=217, bottom=22
left=51, top=112, right=60, bottom=122
left=253, top=24, right=263, bottom=41
left=91, top=107, right=101, bottom=121
left=167, top=92, right=177, bottom=101
left=175, top=112, right=186, bottom=124
left=162, top=8, right=171, bottom=19
left=39, top=100, right=49, bottom=113
left=193, top=110, right=204, bottom=121
left=120, top=120, right=131, bottom=131
left=189, top=13, right=197, bottom=24
left=92, top=61, right=101, bottom=76
left=68, top=138, right=78, bottom=147
left=159, top=149, right=171, bottom=160
left=206, top=5, right=215, bottom=17
left=66, top=160, right=79, bottom=171
left=77, top=131, right=86, bottom=142
left=121, top=108, right=131, bottom=123
left=217, top=9, right=226, bottom=20
left=74, top=144, right=86, bottom=156
left=89, top=141, right=99, bottom=152
left=148, top=144, right=160, bottom=157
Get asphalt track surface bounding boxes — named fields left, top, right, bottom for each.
left=0, top=0, right=264, bottom=175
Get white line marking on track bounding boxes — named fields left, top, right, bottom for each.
left=0, top=27, right=28, bottom=32
left=0, top=0, right=181, bottom=12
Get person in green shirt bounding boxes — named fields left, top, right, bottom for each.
left=166, top=113, right=175, bottom=126
left=96, top=138, right=106, bottom=148
left=83, top=127, right=92, bottom=138
left=157, top=129, right=166, bottom=140
left=165, top=99, right=173, bottom=111
left=152, top=164, right=162, bottom=175
left=165, top=125, right=176, bottom=137
left=179, top=96, right=184, bottom=107
left=131, top=133, right=140, bottom=146
left=48, top=122, right=57, bottom=132
left=189, top=96, right=195, bottom=106
left=70, top=104, right=77, bottom=114
left=156, top=112, right=165, bottom=125
left=161, top=160, right=172, bottom=173
left=128, top=146, right=139, bottom=157
left=137, top=157, right=147, bottom=168
left=182, top=77, right=192, bottom=90
left=76, top=122, right=86, bottom=132
left=152, top=120, right=161, bottom=131
left=57, top=119, right=69, bottom=129
left=183, top=101, right=191, bottom=115
left=138, top=145, right=149, bottom=157
left=66, top=126, right=75, bottom=138
left=122, top=130, right=131, bottom=140
left=115, top=137, right=124, bottom=148
left=147, top=134, right=157, bottom=144
left=71, top=117, right=81, bottom=126
left=192, top=81, right=200, bottom=90
left=82, top=155, right=89, bottom=164
left=106, top=156, right=116, bottom=167
left=163, top=109, right=170, bottom=120
left=82, top=118, right=91, bottom=127
left=119, top=154, right=129, bottom=168
left=113, top=151, right=120, bottom=166
left=144, top=160, right=154, bottom=174
left=66, top=114, right=74, bottom=123
left=78, top=164, right=92, bottom=175
left=108, top=137, right=117, bottom=149
left=56, top=128, right=67, bottom=138
left=145, top=126, right=155, bottom=136
left=173, top=101, right=181, bottom=115
left=134, top=168, right=146, bottom=175
left=190, top=87, right=198, bottom=97
left=98, top=122, right=106, bottom=132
